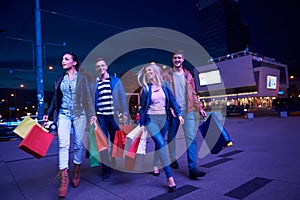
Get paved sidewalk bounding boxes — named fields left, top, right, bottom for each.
left=1, top=116, right=300, bottom=200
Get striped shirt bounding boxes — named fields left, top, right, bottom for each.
left=96, top=76, right=114, bottom=115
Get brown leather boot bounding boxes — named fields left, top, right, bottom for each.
left=72, top=164, right=81, bottom=187
left=58, top=168, right=69, bottom=198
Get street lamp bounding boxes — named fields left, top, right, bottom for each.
left=43, top=42, right=66, bottom=70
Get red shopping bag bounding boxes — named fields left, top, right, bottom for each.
left=111, top=130, right=126, bottom=157
left=125, top=130, right=143, bottom=159
left=124, top=130, right=143, bottom=171
left=18, top=124, right=54, bottom=159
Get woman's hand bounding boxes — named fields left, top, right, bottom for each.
left=178, top=116, right=184, bottom=125
left=43, top=115, right=49, bottom=122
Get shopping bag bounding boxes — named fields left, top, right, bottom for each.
left=124, top=126, right=146, bottom=171
left=120, top=125, right=134, bottom=134
left=94, top=123, right=108, bottom=152
left=125, top=128, right=143, bottom=159
left=111, top=130, right=126, bottom=157
left=18, top=124, right=54, bottom=159
left=198, top=112, right=233, bottom=154
left=89, top=123, right=100, bottom=167
left=124, top=155, right=136, bottom=171
left=124, top=131, right=145, bottom=171
left=13, top=116, right=37, bottom=138
left=136, top=129, right=147, bottom=155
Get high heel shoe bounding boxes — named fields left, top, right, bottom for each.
left=168, top=185, right=176, bottom=192
left=167, top=177, right=176, bottom=192
left=152, top=167, right=160, bottom=176
left=152, top=171, right=160, bottom=176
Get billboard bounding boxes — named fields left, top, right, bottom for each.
left=266, top=75, right=277, bottom=89
left=198, top=70, right=221, bottom=86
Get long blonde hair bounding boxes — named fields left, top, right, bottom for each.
left=137, top=63, right=163, bottom=92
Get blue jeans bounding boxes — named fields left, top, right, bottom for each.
left=97, top=114, right=119, bottom=171
left=168, top=111, right=197, bottom=170
left=145, top=114, right=172, bottom=178
left=57, top=109, right=86, bottom=170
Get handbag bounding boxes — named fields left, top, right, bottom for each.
left=18, top=123, right=54, bottom=159
left=198, top=112, right=233, bottom=154
left=13, top=116, right=37, bottom=138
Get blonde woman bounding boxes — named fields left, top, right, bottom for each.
left=137, top=63, right=184, bottom=192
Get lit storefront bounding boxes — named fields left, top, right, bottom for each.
left=194, top=51, right=289, bottom=112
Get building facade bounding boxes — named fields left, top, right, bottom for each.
left=197, top=0, right=250, bottom=58
left=194, top=51, right=289, bottom=112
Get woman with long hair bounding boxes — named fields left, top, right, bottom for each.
left=43, top=52, right=96, bottom=198
left=137, top=63, right=184, bottom=192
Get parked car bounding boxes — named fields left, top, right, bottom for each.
left=272, top=97, right=300, bottom=115
left=226, top=105, right=247, bottom=116
left=0, top=118, right=21, bottom=140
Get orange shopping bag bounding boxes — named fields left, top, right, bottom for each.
left=94, top=123, right=108, bottom=152
left=120, top=125, right=133, bottom=135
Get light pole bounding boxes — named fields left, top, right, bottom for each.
left=7, top=37, right=35, bottom=71
left=35, top=0, right=44, bottom=121
left=43, top=42, right=66, bottom=70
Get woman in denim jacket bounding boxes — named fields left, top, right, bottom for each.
left=43, top=52, right=96, bottom=198
left=137, top=63, right=184, bottom=192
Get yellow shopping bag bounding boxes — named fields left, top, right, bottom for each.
left=14, top=116, right=36, bottom=138
left=13, top=116, right=44, bottom=139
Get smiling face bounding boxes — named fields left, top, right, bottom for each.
left=145, top=66, right=155, bottom=82
left=61, top=53, right=77, bottom=71
left=172, top=53, right=184, bottom=69
left=95, top=59, right=108, bottom=77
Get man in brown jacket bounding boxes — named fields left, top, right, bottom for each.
left=163, top=50, right=206, bottom=180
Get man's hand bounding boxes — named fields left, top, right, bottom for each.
left=122, top=114, right=128, bottom=124
left=90, top=116, right=97, bottom=125
left=199, top=109, right=206, bottom=117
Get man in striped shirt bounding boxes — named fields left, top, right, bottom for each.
left=95, top=58, right=129, bottom=181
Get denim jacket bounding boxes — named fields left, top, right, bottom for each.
left=139, top=83, right=182, bottom=126
left=46, top=71, right=96, bottom=122
left=94, top=74, right=129, bottom=116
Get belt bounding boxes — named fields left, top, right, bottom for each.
left=61, top=107, right=71, bottom=110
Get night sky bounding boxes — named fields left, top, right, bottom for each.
left=0, top=0, right=299, bottom=91
left=238, top=0, right=299, bottom=74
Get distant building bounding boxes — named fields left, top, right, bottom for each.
left=194, top=51, right=289, bottom=111
left=197, top=0, right=250, bottom=58
left=288, top=76, right=300, bottom=98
